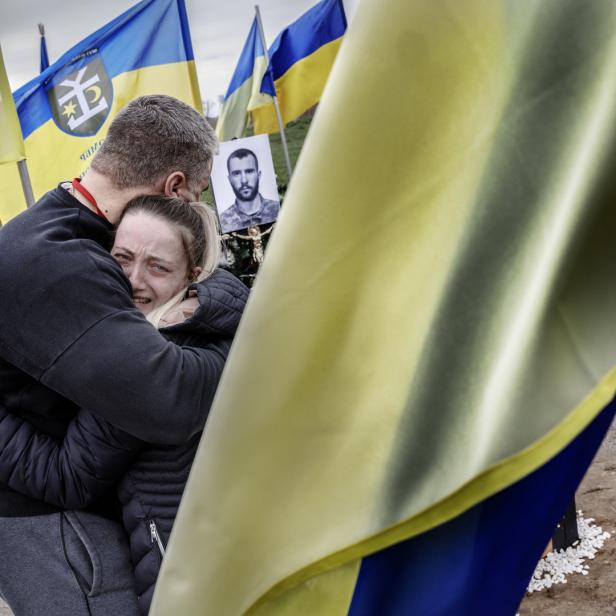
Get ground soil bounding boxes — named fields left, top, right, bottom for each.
left=1, top=423, right=615, bottom=616
left=519, top=421, right=616, bottom=616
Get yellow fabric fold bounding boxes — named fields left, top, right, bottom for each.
left=0, top=45, right=25, bottom=166
left=152, top=0, right=616, bottom=614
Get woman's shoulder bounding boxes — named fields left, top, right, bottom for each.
left=164, top=270, right=248, bottom=338
left=192, top=269, right=249, bottom=315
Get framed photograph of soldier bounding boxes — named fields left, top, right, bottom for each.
left=210, top=134, right=281, bottom=234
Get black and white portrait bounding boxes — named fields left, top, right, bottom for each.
left=210, top=134, right=280, bottom=233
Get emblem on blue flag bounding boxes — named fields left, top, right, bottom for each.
left=47, top=54, right=112, bottom=136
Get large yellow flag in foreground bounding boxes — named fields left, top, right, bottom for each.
left=153, top=0, right=616, bottom=614
left=0, top=46, right=25, bottom=165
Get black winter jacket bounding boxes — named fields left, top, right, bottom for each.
left=0, top=186, right=238, bottom=517
left=0, top=271, right=248, bottom=614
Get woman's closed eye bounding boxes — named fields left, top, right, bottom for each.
left=112, top=252, right=131, bottom=264
left=150, top=262, right=171, bottom=274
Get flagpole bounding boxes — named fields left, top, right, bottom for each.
left=17, top=160, right=35, bottom=207
left=254, top=5, right=293, bottom=180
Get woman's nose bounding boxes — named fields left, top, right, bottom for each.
left=128, top=264, right=145, bottom=288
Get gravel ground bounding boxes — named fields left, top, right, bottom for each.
left=0, top=422, right=614, bottom=616
left=519, top=419, right=616, bottom=615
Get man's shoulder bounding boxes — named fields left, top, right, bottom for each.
left=1, top=190, right=70, bottom=267
left=0, top=184, right=127, bottom=304
left=2, top=186, right=85, bottom=245
left=0, top=190, right=132, bottom=375
left=3, top=187, right=66, bottom=225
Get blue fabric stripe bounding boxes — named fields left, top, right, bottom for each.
left=348, top=399, right=616, bottom=616
left=14, top=0, right=194, bottom=139
left=260, top=0, right=346, bottom=96
left=177, top=0, right=196, bottom=68
left=224, top=19, right=265, bottom=100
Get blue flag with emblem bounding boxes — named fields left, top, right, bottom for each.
left=0, top=0, right=201, bottom=223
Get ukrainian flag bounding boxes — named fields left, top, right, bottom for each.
left=0, top=0, right=201, bottom=223
left=152, top=0, right=616, bottom=614
left=251, top=0, right=346, bottom=134
left=216, top=18, right=272, bottom=141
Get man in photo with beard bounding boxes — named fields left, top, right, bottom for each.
left=219, top=147, right=280, bottom=232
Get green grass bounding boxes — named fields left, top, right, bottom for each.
left=267, top=112, right=313, bottom=198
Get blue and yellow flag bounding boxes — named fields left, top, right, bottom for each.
left=0, top=0, right=201, bottom=223
left=251, top=0, right=346, bottom=134
left=216, top=18, right=272, bottom=141
left=152, top=0, right=616, bottom=614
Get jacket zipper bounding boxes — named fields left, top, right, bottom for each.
left=149, top=520, right=166, bottom=559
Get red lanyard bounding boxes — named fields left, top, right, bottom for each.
left=72, top=178, right=108, bottom=221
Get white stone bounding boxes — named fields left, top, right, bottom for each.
left=526, top=512, right=611, bottom=593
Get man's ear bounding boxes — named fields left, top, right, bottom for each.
left=163, top=171, right=188, bottom=197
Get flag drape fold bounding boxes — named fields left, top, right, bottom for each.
left=153, top=0, right=616, bottom=613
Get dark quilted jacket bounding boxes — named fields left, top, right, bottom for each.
left=0, top=269, right=248, bottom=614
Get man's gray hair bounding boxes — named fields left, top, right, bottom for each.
left=91, top=95, right=218, bottom=192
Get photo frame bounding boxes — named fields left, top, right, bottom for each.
left=210, top=134, right=280, bottom=233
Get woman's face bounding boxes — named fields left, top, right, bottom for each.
left=112, top=212, right=190, bottom=315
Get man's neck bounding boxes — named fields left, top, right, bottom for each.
left=77, top=170, right=157, bottom=225
left=235, top=193, right=263, bottom=216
